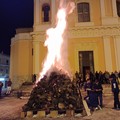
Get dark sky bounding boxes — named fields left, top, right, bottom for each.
left=0, top=0, right=34, bottom=55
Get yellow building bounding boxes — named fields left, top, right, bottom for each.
left=10, top=0, right=120, bottom=89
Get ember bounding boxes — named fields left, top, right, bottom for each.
left=22, top=70, right=83, bottom=112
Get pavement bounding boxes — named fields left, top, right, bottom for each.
left=0, top=96, right=27, bottom=120
left=0, top=85, right=120, bottom=120
left=0, top=95, right=119, bottom=120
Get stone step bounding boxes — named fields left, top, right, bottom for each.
left=10, top=84, right=34, bottom=98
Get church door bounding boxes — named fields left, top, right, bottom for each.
left=78, top=51, right=94, bottom=80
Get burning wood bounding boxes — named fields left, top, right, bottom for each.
left=22, top=70, right=83, bottom=112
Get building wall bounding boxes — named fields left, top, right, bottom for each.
left=0, top=53, right=10, bottom=76
left=10, top=0, right=120, bottom=89
left=68, top=38, right=105, bottom=73
left=10, top=33, right=33, bottom=89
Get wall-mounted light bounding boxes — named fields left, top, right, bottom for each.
left=0, top=78, right=5, bottom=81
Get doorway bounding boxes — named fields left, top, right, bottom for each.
left=78, top=51, right=94, bottom=80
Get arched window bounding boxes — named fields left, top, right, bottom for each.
left=77, top=2, right=90, bottom=22
left=116, top=1, right=120, bottom=17
left=42, top=4, right=50, bottom=22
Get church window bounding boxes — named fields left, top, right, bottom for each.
left=116, top=1, right=120, bottom=17
left=42, top=4, right=50, bottom=22
left=77, top=2, right=90, bottom=22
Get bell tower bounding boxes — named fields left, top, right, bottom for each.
left=33, top=0, right=57, bottom=31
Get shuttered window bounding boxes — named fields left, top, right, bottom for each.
left=77, top=2, right=90, bottom=22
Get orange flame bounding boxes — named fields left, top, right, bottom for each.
left=38, top=1, right=75, bottom=81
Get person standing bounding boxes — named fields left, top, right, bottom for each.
left=94, top=79, right=103, bottom=108
left=0, top=81, right=3, bottom=98
left=6, top=78, right=12, bottom=95
left=32, top=74, right=36, bottom=84
left=84, top=78, right=98, bottom=111
left=110, top=74, right=120, bottom=109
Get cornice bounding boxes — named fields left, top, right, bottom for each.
left=30, top=25, right=120, bottom=41
left=11, top=33, right=33, bottom=46
left=68, top=25, right=120, bottom=38
left=30, top=31, right=46, bottom=42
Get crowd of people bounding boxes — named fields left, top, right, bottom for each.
left=75, top=70, right=120, bottom=111
left=75, top=70, right=120, bottom=85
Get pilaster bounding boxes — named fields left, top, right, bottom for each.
left=103, top=36, right=112, bottom=72
left=112, top=0, right=118, bottom=17
left=34, top=0, right=40, bottom=25
left=113, top=36, right=120, bottom=71
left=100, top=0, right=105, bottom=18
left=51, top=0, right=56, bottom=25
left=100, top=0, right=118, bottom=25
left=33, top=41, right=40, bottom=75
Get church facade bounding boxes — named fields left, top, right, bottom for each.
left=10, top=0, right=120, bottom=89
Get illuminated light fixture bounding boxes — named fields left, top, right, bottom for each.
left=0, top=78, right=5, bottom=81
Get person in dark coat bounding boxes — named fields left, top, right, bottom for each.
left=94, top=79, right=103, bottom=108
left=32, top=74, right=36, bottom=84
left=6, top=78, right=12, bottom=95
left=84, top=78, right=98, bottom=111
left=0, top=81, right=3, bottom=98
left=110, top=74, right=120, bottom=109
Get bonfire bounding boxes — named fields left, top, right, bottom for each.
left=22, top=70, right=83, bottom=112
left=22, top=0, right=84, bottom=113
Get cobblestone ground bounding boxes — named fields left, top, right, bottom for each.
left=0, top=96, right=27, bottom=120
left=0, top=95, right=120, bottom=120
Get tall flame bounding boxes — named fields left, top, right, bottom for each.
left=38, top=1, right=75, bottom=81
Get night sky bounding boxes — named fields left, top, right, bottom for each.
left=0, top=0, right=34, bottom=55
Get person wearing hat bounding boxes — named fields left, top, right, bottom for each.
left=110, top=74, right=120, bottom=109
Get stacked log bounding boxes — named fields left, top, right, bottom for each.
left=22, top=70, right=84, bottom=117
